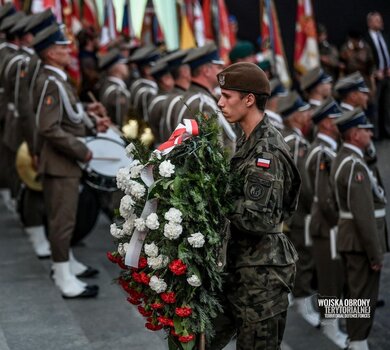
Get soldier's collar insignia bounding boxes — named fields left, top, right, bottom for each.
left=218, top=73, right=225, bottom=86
left=355, top=171, right=365, bottom=182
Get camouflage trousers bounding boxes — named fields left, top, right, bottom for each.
left=208, top=264, right=296, bottom=350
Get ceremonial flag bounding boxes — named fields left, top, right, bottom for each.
left=261, top=0, right=291, bottom=87
left=61, top=0, right=80, bottom=86
left=153, top=0, right=179, bottom=50
left=192, top=0, right=205, bottom=46
left=80, top=0, right=98, bottom=29
left=203, top=0, right=231, bottom=62
left=31, top=0, right=62, bottom=22
left=294, top=0, right=320, bottom=74
left=121, top=0, right=130, bottom=37
left=100, top=0, right=116, bottom=48
left=180, top=2, right=196, bottom=50
left=129, top=0, right=148, bottom=40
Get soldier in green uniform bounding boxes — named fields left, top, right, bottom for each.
left=277, top=91, right=321, bottom=328
left=98, top=48, right=130, bottom=126
left=208, top=62, right=300, bottom=350
left=330, top=108, right=389, bottom=350
left=305, top=97, right=348, bottom=348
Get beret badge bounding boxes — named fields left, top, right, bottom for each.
left=218, top=73, right=225, bottom=86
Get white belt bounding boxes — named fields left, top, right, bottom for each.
left=339, top=208, right=386, bottom=219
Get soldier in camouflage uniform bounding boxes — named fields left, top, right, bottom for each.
left=277, top=91, right=321, bottom=328
left=208, top=63, right=300, bottom=350
left=305, top=98, right=348, bottom=348
left=331, top=109, right=389, bottom=350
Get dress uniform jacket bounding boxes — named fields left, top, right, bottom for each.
left=99, top=76, right=130, bottom=126
left=330, top=143, right=388, bottom=340
left=147, top=89, right=170, bottom=145
left=305, top=133, right=344, bottom=300
left=330, top=144, right=388, bottom=262
left=168, top=82, right=237, bottom=154
left=129, top=78, right=157, bottom=122
left=33, top=66, right=91, bottom=177
left=282, top=127, right=314, bottom=297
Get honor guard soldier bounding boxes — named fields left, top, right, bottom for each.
left=209, top=62, right=300, bottom=350
left=0, top=3, right=18, bottom=206
left=159, top=49, right=192, bottom=142
left=0, top=11, right=26, bottom=207
left=129, top=45, right=160, bottom=121
left=265, top=78, right=288, bottom=130
left=147, top=59, right=174, bottom=144
left=335, top=72, right=377, bottom=166
left=32, top=24, right=110, bottom=298
left=168, top=43, right=237, bottom=154
left=16, top=10, right=58, bottom=258
left=330, top=109, right=389, bottom=350
left=305, top=97, right=348, bottom=348
left=277, top=91, right=321, bottom=327
left=98, top=48, right=131, bottom=126
left=300, top=66, right=333, bottom=108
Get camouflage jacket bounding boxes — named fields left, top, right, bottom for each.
left=227, top=115, right=301, bottom=268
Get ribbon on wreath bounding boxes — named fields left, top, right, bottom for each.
left=158, top=119, right=199, bottom=155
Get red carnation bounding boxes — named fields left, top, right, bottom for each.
left=179, top=334, right=195, bottom=343
left=157, top=316, right=174, bottom=327
left=132, top=272, right=142, bottom=283
left=169, top=259, right=187, bottom=275
left=138, top=257, right=148, bottom=269
left=175, top=306, right=192, bottom=318
left=128, top=289, right=143, bottom=300
left=138, top=306, right=153, bottom=317
left=160, top=292, right=176, bottom=304
left=107, top=251, right=118, bottom=263
left=151, top=302, right=164, bottom=310
left=140, top=272, right=150, bottom=285
left=117, top=259, right=128, bottom=270
left=127, top=296, right=141, bottom=305
left=145, top=322, right=163, bottom=331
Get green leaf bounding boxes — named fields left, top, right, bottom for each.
left=173, top=315, right=184, bottom=334
left=181, top=340, right=196, bottom=350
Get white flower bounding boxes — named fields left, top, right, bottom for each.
left=119, top=195, right=135, bottom=219
left=134, top=218, right=146, bottom=231
left=145, top=213, right=160, bottom=230
left=118, top=242, right=129, bottom=257
left=164, top=208, right=183, bottom=224
left=110, top=223, right=124, bottom=239
left=129, top=180, right=146, bottom=199
left=149, top=276, right=167, bottom=293
left=129, top=160, right=144, bottom=179
left=187, top=274, right=202, bottom=287
left=116, top=167, right=130, bottom=191
left=126, top=143, right=136, bottom=158
left=122, top=216, right=136, bottom=235
left=187, top=232, right=205, bottom=248
left=144, top=242, right=159, bottom=257
left=159, top=160, right=175, bottom=178
left=163, top=222, right=183, bottom=240
left=147, top=255, right=169, bottom=269
left=149, top=150, right=162, bottom=161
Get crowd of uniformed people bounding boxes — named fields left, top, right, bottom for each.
left=0, top=3, right=389, bottom=350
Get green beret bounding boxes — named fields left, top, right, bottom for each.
left=217, top=62, right=270, bottom=95
left=229, top=41, right=255, bottom=63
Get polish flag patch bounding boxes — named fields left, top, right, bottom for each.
left=256, top=157, right=271, bottom=168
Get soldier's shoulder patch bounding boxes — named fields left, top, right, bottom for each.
left=320, top=161, right=326, bottom=170
left=355, top=171, right=365, bottom=183
left=256, top=157, right=271, bottom=168
left=247, top=183, right=264, bottom=200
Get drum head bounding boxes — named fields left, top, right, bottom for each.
left=86, top=137, right=130, bottom=177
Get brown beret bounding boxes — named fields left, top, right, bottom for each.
left=217, top=62, right=270, bottom=96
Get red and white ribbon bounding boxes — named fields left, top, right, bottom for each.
left=158, top=119, right=199, bottom=155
